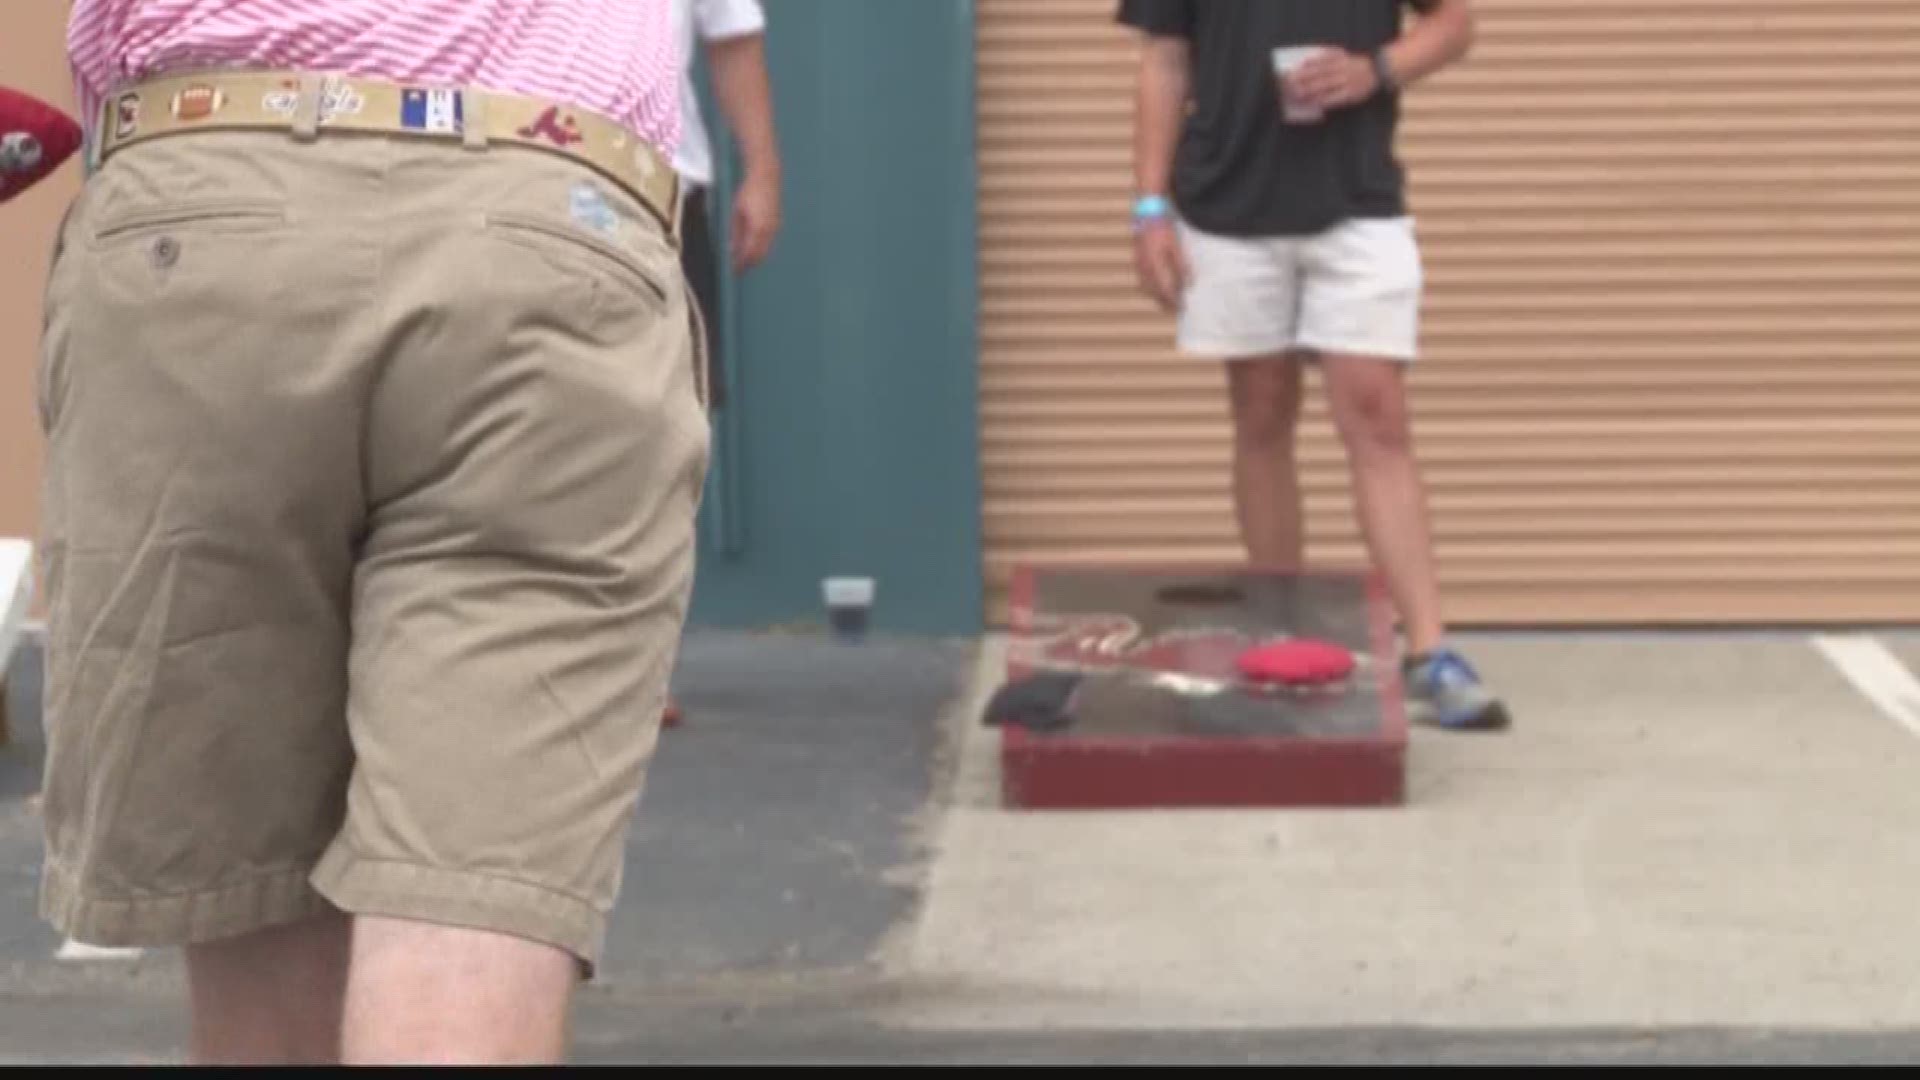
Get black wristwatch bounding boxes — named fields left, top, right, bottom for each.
left=1372, top=49, right=1400, bottom=93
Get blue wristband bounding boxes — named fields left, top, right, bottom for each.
left=1132, top=194, right=1171, bottom=221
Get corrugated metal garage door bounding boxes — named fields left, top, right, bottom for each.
left=976, top=0, right=1920, bottom=624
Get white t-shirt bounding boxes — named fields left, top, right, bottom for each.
left=671, top=0, right=768, bottom=188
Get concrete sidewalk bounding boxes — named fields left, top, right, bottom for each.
left=898, top=632, right=1920, bottom=1033
left=5, top=628, right=1920, bottom=1062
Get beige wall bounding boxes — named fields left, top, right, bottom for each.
left=1, top=4, right=78, bottom=550
left=977, top=0, right=1920, bottom=625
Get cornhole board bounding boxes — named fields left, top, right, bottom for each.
left=0, top=540, right=32, bottom=745
left=999, top=565, right=1406, bottom=810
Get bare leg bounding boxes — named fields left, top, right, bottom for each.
left=186, top=909, right=351, bottom=1065
left=1319, top=352, right=1446, bottom=654
left=340, top=916, right=579, bottom=1065
left=1225, top=356, right=1307, bottom=569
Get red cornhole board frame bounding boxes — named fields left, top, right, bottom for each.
left=1000, top=564, right=1407, bottom=810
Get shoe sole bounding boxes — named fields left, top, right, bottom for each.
left=1438, top=701, right=1511, bottom=732
left=1408, top=698, right=1511, bottom=733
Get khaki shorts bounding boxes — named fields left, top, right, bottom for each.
left=35, top=128, right=711, bottom=969
left=1176, top=217, right=1423, bottom=363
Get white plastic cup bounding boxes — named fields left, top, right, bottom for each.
left=1272, top=46, right=1331, bottom=124
left=823, top=577, right=876, bottom=641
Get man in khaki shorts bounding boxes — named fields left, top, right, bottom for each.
left=39, top=0, right=707, bottom=1064
left=1119, top=0, right=1510, bottom=731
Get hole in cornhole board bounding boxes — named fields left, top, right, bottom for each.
left=1001, top=565, right=1406, bottom=810
left=1155, top=580, right=1247, bottom=607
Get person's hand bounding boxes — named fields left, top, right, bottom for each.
left=730, top=167, right=781, bottom=272
left=1287, top=49, right=1382, bottom=112
left=1133, top=217, right=1188, bottom=313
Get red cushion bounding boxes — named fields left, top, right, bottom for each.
left=0, top=87, right=82, bottom=205
left=1235, top=638, right=1355, bottom=685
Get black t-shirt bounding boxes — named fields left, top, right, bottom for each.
left=1118, top=0, right=1437, bottom=237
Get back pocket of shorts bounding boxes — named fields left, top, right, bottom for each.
left=485, top=210, right=670, bottom=307
left=89, top=199, right=287, bottom=246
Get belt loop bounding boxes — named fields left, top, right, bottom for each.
left=86, top=97, right=108, bottom=174
left=462, top=90, right=489, bottom=151
left=291, top=74, right=325, bottom=142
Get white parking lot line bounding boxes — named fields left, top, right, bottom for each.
left=1813, top=634, right=1920, bottom=740
left=54, top=940, right=145, bottom=962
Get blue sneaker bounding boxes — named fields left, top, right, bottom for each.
left=1403, top=647, right=1510, bottom=732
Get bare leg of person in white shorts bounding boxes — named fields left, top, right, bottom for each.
left=1172, top=216, right=1509, bottom=731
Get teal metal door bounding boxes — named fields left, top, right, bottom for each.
left=686, top=0, right=983, bottom=637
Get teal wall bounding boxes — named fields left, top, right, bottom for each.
left=686, top=0, right=983, bottom=637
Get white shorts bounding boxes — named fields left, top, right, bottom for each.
left=1176, top=216, right=1423, bottom=362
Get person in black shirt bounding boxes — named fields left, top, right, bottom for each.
left=1118, top=0, right=1509, bottom=731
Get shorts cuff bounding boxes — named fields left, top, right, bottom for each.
left=39, top=859, right=333, bottom=948
left=1177, top=334, right=1297, bottom=360
left=311, top=846, right=606, bottom=970
left=1293, top=337, right=1418, bottom=362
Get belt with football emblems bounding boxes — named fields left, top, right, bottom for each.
left=93, top=69, right=682, bottom=243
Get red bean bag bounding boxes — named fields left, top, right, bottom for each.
left=0, top=87, right=83, bottom=204
left=1235, top=638, right=1356, bottom=686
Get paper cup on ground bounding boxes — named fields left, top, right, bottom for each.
left=823, top=577, right=876, bottom=641
left=1272, top=46, right=1330, bottom=123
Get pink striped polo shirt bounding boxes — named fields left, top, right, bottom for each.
left=67, top=0, right=681, bottom=153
